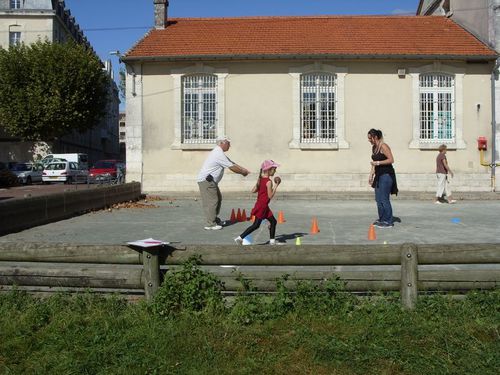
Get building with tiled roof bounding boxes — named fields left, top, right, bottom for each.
left=122, top=0, right=497, bottom=194
left=417, top=0, right=500, bottom=187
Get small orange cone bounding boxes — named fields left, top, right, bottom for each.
left=310, top=217, right=320, bottom=234
left=250, top=215, right=255, bottom=222
left=241, top=209, right=248, bottom=222
left=368, top=224, right=377, bottom=241
left=277, top=210, right=286, bottom=224
left=230, top=209, right=236, bottom=223
left=236, top=208, right=242, bottom=222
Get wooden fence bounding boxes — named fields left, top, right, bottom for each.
left=0, top=243, right=498, bottom=308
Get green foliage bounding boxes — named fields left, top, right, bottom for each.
left=118, top=67, right=126, bottom=100
left=0, top=41, right=109, bottom=141
left=0, top=169, right=19, bottom=188
left=0, top=288, right=498, bottom=374
left=151, top=255, right=226, bottom=318
left=229, top=273, right=356, bottom=325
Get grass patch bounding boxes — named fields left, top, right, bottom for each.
left=0, top=259, right=498, bottom=374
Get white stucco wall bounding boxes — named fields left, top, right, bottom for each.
left=126, top=59, right=494, bottom=193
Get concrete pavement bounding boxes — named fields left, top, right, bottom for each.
left=1, top=196, right=499, bottom=246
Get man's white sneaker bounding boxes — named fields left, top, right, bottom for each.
left=234, top=237, right=243, bottom=245
left=204, top=224, right=223, bottom=230
left=448, top=199, right=457, bottom=204
left=434, top=201, right=442, bottom=204
left=269, top=240, right=285, bottom=245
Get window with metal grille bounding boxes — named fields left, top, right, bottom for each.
left=10, top=0, right=21, bottom=9
left=300, top=73, right=336, bottom=143
left=181, top=74, right=217, bottom=144
left=419, top=73, right=455, bottom=142
left=9, top=31, right=21, bottom=46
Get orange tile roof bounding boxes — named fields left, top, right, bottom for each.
left=125, top=16, right=497, bottom=60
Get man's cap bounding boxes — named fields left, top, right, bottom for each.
left=216, top=136, right=231, bottom=143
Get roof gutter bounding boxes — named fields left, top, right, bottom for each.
left=122, top=53, right=498, bottom=63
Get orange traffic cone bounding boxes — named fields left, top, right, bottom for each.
left=310, top=217, right=320, bottom=234
left=368, top=224, right=377, bottom=241
left=230, top=209, right=236, bottom=223
left=236, top=208, right=242, bottom=222
left=241, top=209, right=248, bottom=222
left=277, top=210, right=286, bottom=224
left=250, top=215, right=255, bottom=222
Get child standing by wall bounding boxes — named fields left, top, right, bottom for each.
left=234, top=160, right=281, bottom=245
left=435, top=144, right=456, bottom=204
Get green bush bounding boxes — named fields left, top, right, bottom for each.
left=151, top=255, right=225, bottom=318
left=229, top=273, right=355, bottom=324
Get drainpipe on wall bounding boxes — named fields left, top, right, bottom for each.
left=491, top=61, right=498, bottom=191
left=492, top=0, right=500, bottom=191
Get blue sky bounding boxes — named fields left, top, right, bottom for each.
left=65, top=0, right=419, bottom=105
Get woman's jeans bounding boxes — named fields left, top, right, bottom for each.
left=375, top=174, right=393, bottom=224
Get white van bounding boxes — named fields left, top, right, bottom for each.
left=41, top=153, right=89, bottom=169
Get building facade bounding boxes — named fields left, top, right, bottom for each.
left=122, top=1, right=496, bottom=193
left=417, top=0, right=500, bottom=172
left=0, top=0, right=120, bottom=164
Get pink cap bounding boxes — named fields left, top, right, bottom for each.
left=261, top=160, right=280, bottom=171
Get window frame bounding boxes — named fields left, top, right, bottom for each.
left=409, top=62, right=466, bottom=150
left=171, top=64, right=228, bottom=150
left=300, top=73, right=337, bottom=143
left=181, top=74, right=218, bottom=145
left=289, top=63, right=348, bottom=149
left=9, top=31, right=21, bottom=46
left=10, top=0, right=21, bottom=9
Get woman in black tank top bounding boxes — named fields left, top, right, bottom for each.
left=368, top=129, right=398, bottom=228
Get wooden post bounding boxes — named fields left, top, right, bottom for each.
left=142, top=247, right=160, bottom=301
left=400, top=243, right=418, bottom=310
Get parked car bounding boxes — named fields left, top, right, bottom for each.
left=40, top=157, right=67, bottom=167
left=89, top=160, right=125, bottom=184
left=10, top=163, right=44, bottom=184
left=42, top=161, right=89, bottom=184
left=41, top=153, right=88, bottom=169
left=0, top=162, right=19, bottom=188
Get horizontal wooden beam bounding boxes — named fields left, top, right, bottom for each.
left=0, top=262, right=143, bottom=289
left=0, top=244, right=141, bottom=264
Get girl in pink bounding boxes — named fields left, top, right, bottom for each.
left=234, top=160, right=281, bottom=245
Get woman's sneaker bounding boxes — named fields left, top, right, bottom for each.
left=374, top=222, right=393, bottom=228
left=234, top=237, right=243, bottom=245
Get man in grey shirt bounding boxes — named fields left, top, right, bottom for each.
left=197, top=137, right=249, bottom=230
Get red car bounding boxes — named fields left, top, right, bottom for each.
left=89, top=160, right=125, bottom=183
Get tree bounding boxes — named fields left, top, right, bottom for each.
left=0, top=41, right=109, bottom=141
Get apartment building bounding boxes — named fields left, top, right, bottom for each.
left=0, top=0, right=120, bottom=164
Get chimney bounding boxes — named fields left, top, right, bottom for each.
left=154, top=0, right=169, bottom=29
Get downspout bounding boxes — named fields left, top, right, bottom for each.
left=491, top=60, right=498, bottom=191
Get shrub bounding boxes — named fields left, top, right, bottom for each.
left=230, top=273, right=355, bottom=324
left=151, top=255, right=225, bottom=318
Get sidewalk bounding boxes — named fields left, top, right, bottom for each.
left=1, top=197, right=499, bottom=246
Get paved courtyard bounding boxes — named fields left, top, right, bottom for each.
left=1, top=197, right=499, bottom=246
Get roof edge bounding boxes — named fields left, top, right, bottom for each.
left=122, top=53, right=498, bottom=63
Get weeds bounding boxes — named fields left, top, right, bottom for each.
left=0, top=260, right=498, bottom=374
